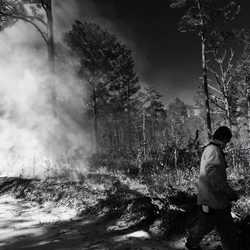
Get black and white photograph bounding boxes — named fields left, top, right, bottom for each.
left=0, top=1, right=249, bottom=249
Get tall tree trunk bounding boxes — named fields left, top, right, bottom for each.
left=201, top=35, right=212, bottom=138
left=197, top=0, right=212, bottom=139
left=44, top=0, right=57, bottom=114
left=224, top=97, right=232, bottom=129
left=174, top=148, right=178, bottom=169
left=93, top=86, right=99, bottom=152
left=142, top=110, right=146, bottom=159
left=126, top=82, right=132, bottom=153
left=247, top=80, right=250, bottom=139
left=244, top=76, right=250, bottom=141
left=46, top=0, right=55, bottom=74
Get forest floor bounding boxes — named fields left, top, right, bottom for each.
left=0, top=176, right=248, bottom=250
left=0, top=194, right=181, bottom=250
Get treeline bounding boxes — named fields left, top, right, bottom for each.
left=62, top=18, right=250, bottom=174
left=63, top=21, right=205, bottom=165
left=1, top=0, right=250, bottom=173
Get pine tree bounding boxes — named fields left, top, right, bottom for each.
left=170, top=0, right=240, bottom=138
left=135, top=87, right=166, bottom=158
left=64, top=21, right=140, bottom=152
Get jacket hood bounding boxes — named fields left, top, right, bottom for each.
left=209, top=139, right=226, bottom=150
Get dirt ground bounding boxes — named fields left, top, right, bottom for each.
left=0, top=194, right=224, bottom=250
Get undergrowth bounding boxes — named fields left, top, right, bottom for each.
left=0, top=148, right=249, bottom=240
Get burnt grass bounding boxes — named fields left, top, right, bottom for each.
left=0, top=174, right=249, bottom=247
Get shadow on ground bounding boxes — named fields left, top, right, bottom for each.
left=0, top=177, right=249, bottom=250
left=0, top=178, right=194, bottom=250
left=2, top=214, right=180, bottom=250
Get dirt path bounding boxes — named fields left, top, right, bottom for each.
left=0, top=194, right=189, bottom=250
left=0, top=194, right=225, bottom=250
left=0, top=195, right=79, bottom=249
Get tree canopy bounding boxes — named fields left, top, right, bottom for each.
left=64, top=20, right=140, bottom=116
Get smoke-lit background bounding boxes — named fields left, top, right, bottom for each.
left=0, top=0, right=249, bottom=177
left=0, top=1, right=91, bottom=178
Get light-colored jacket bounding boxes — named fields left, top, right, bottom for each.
left=197, top=140, right=236, bottom=209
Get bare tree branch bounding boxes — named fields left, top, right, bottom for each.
left=225, top=76, right=232, bottom=88
left=219, top=60, right=225, bottom=83
left=0, top=6, right=47, bottom=26
left=210, top=94, right=225, bottom=103
left=40, top=0, right=48, bottom=12
left=210, top=96, right=226, bottom=110
left=223, top=48, right=235, bottom=83
left=208, top=83, right=223, bottom=95
left=207, top=66, right=221, bottom=82
left=28, top=14, right=46, bottom=26
left=0, top=11, right=48, bottom=43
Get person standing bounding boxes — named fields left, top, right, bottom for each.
left=185, top=126, right=239, bottom=250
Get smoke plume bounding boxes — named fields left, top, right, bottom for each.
left=0, top=3, right=91, bottom=179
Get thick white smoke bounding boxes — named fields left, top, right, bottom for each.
left=0, top=5, right=91, bottom=178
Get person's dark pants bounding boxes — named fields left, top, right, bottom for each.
left=186, top=206, right=238, bottom=250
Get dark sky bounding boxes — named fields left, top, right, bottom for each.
left=75, top=0, right=250, bottom=105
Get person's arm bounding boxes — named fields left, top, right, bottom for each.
left=207, top=165, right=238, bottom=201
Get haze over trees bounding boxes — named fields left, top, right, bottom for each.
left=0, top=0, right=249, bottom=175
left=64, top=21, right=140, bottom=153
left=0, top=0, right=248, bottom=168
left=0, top=1, right=250, bottom=249
left=0, top=0, right=55, bottom=71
